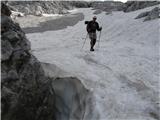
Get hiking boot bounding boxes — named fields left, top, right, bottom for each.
left=90, top=48, right=94, bottom=51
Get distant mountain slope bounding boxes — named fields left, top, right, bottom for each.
left=6, top=1, right=160, bottom=16
left=91, top=1, right=125, bottom=12
left=123, top=1, right=160, bottom=12
left=6, top=1, right=91, bottom=16
left=7, top=1, right=73, bottom=15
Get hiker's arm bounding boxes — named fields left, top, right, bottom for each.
left=97, top=23, right=102, bottom=31
left=87, top=22, right=91, bottom=33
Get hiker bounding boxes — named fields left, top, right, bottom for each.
left=86, top=16, right=102, bottom=51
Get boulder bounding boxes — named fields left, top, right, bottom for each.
left=1, top=39, right=13, bottom=61
left=1, top=3, right=56, bottom=120
left=35, top=6, right=43, bottom=16
left=3, top=31, right=20, bottom=42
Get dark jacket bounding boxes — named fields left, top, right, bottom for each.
left=87, top=21, right=101, bottom=33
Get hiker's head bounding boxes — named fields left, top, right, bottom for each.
left=93, top=16, right=97, bottom=21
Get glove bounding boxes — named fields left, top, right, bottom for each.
left=99, top=27, right=102, bottom=31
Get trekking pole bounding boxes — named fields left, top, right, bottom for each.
left=98, top=30, right=102, bottom=49
left=81, top=33, right=88, bottom=50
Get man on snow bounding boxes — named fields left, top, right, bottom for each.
left=86, top=16, right=102, bottom=51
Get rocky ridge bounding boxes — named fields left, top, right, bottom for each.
left=1, top=3, right=56, bottom=120
left=91, top=1, right=125, bottom=12
left=135, top=7, right=160, bottom=21
left=123, top=1, right=160, bottom=12
left=6, top=1, right=90, bottom=16
left=1, top=3, right=96, bottom=120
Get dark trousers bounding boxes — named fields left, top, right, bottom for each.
left=88, top=32, right=97, bottom=49
left=90, top=39, right=96, bottom=49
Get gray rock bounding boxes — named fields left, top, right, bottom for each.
left=1, top=3, right=96, bottom=120
left=144, top=7, right=160, bottom=21
left=23, top=7, right=30, bottom=15
left=3, top=31, right=20, bottom=42
left=1, top=71, right=8, bottom=83
left=93, top=9, right=102, bottom=15
left=1, top=3, right=56, bottom=120
left=1, top=2, right=11, bottom=16
left=7, top=1, right=70, bottom=15
left=12, top=50, right=29, bottom=61
left=135, top=11, right=149, bottom=19
left=1, top=16, right=13, bottom=33
left=7, top=1, right=91, bottom=16
left=1, top=40, right=13, bottom=61
left=135, top=7, right=160, bottom=21
left=35, top=6, right=43, bottom=16
left=19, top=38, right=31, bottom=51
left=91, top=1, right=124, bottom=12
left=70, top=1, right=91, bottom=8
left=19, top=56, right=46, bottom=85
left=1, top=86, right=16, bottom=98
left=7, top=69, right=19, bottom=81
left=124, top=1, right=160, bottom=12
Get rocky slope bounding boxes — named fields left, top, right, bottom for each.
left=123, top=1, right=160, bottom=12
left=7, top=1, right=72, bottom=16
left=6, top=1, right=90, bottom=16
left=6, top=1, right=160, bottom=17
left=68, top=1, right=91, bottom=8
left=135, top=7, right=160, bottom=21
left=7, top=1, right=126, bottom=17
left=91, top=1, right=125, bottom=12
left=1, top=3, right=97, bottom=120
left=1, top=3, right=56, bottom=120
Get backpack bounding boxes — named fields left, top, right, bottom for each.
left=84, top=21, right=91, bottom=33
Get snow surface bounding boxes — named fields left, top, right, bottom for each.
left=42, top=13, right=63, bottom=17
left=42, top=9, right=78, bottom=17
left=26, top=6, right=159, bottom=120
left=11, top=10, right=24, bottom=17
left=14, top=8, right=78, bottom=28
